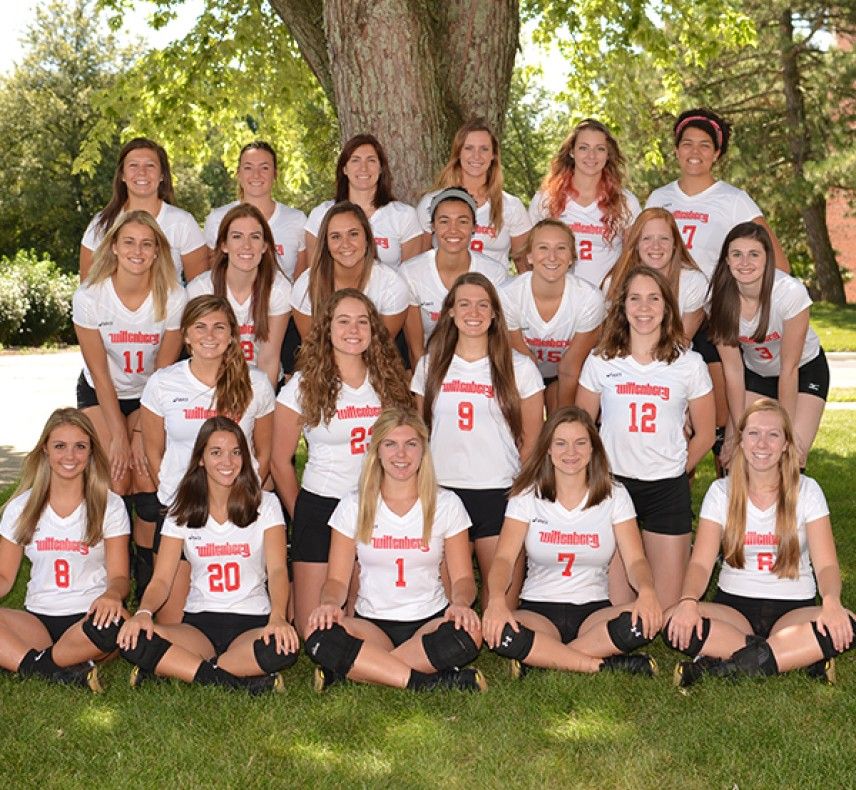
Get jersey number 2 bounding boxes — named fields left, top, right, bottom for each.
left=208, top=562, right=241, bottom=592
left=578, top=240, right=593, bottom=260
left=629, top=402, right=657, bottom=433
left=350, top=426, right=372, bottom=455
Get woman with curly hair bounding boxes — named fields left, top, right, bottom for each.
left=80, top=137, right=206, bottom=283
left=272, top=289, right=412, bottom=637
left=291, top=202, right=409, bottom=342
left=416, top=118, right=532, bottom=268
left=667, top=400, right=853, bottom=688
left=0, top=409, right=130, bottom=690
left=411, top=272, right=544, bottom=607
left=529, top=119, right=639, bottom=288
left=304, top=134, right=423, bottom=270
left=139, top=295, right=275, bottom=620
left=188, top=203, right=291, bottom=387
left=576, top=266, right=714, bottom=609
left=604, top=207, right=707, bottom=343
left=304, top=407, right=485, bottom=692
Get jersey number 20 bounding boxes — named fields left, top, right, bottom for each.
left=208, top=562, right=241, bottom=592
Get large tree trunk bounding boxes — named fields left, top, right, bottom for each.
left=268, top=0, right=519, bottom=204
left=779, top=8, right=846, bottom=303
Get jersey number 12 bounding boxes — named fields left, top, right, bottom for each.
left=628, top=402, right=657, bottom=433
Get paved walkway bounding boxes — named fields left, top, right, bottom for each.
left=1, top=349, right=854, bottom=487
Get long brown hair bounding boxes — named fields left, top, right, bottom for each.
left=539, top=119, right=631, bottom=245
left=721, top=400, right=801, bottom=579
left=95, top=138, right=175, bottom=236
left=707, top=222, right=776, bottom=347
left=432, top=118, right=504, bottom=233
left=422, top=272, right=522, bottom=445
left=605, top=207, right=700, bottom=304
left=355, top=408, right=437, bottom=547
left=308, top=202, right=377, bottom=317
left=181, top=295, right=253, bottom=420
left=510, top=407, right=612, bottom=508
left=210, top=203, right=277, bottom=342
left=86, top=210, right=179, bottom=322
left=169, top=416, right=261, bottom=529
left=334, top=134, right=395, bottom=208
left=595, top=266, right=686, bottom=363
left=295, top=289, right=412, bottom=428
left=7, top=408, right=111, bottom=547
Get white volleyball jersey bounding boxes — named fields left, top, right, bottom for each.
left=579, top=350, right=712, bottom=480
left=161, top=491, right=284, bottom=615
left=0, top=490, right=130, bottom=616
left=737, top=270, right=821, bottom=377
left=277, top=371, right=382, bottom=499
left=185, top=270, right=291, bottom=366
left=645, top=180, right=763, bottom=278
left=400, top=249, right=511, bottom=341
left=141, top=361, right=275, bottom=505
left=290, top=262, right=409, bottom=319
left=508, top=483, right=636, bottom=604
left=203, top=201, right=307, bottom=280
left=330, top=488, right=470, bottom=620
left=500, top=272, right=606, bottom=379
left=529, top=189, right=641, bottom=288
left=305, top=200, right=422, bottom=268
left=83, top=203, right=205, bottom=281
left=701, top=476, right=827, bottom=600
left=416, top=190, right=532, bottom=265
left=73, top=279, right=186, bottom=399
left=678, top=268, right=709, bottom=314
left=411, top=351, right=544, bottom=488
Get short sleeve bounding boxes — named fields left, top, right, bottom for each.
left=81, top=214, right=103, bottom=251
left=185, top=273, right=211, bottom=300
left=103, top=493, right=132, bottom=538
left=801, top=477, right=830, bottom=523
left=504, top=490, right=534, bottom=525
left=699, top=479, right=728, bottom=527
left=514, top=354, right=546, bottom=399
left=733, top=190, right=762, bottom=223
left=165, top=288, right=187, bottom=331
left=72, top=286, right=97, bottom=329
left=290, top=271, right=312, bottom=315
left=328, top=490, right=360, bottom=540
left=498, top=281, right=521, bottom=332
left=396, top=203, right=423, bottom=244
left=140, top=370, right=166, bottom=416
left=259, top=492, right=286, bottom=530
left=503, top=194, right=533, bottom=237
left=159, top=515, right=186, bottom=541
left=435, top=489, right=472, bottom=539
left=625, top=191, right=642, bottom=223
left=680, top=269, right=709, bottom=313
left=202, top=208, right=221, bottom=249
left=416, top=192, right=435, bottom=233
left=609, top=484, right=637, bottom=524
left=276, top=372, right=302, bottom=415
left=0, top=494, right=25, bottom=544
left=778, top=276, right=812, bottom=321
left=410, top=356, right=428, bottom=397
left=578, top=353, right=603, bottom=394
left=528, top=191, right=548, bottom=223
left=373, top=266, right=410, bottom=314
left=686, top=353, right=714, bottom=400
left=305, top=201, right=333, bottom=238
left=573, top=281, right=607, bottom=333
left=269, top=273, right=293, bottom=316
left=174, top=213, right=206, bottom=255
left=251, top=371, right=276, bottom=417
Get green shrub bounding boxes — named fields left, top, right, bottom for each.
left=0, top=270, right=29, bottom=344
left=0, top=250, right=77, bottom=346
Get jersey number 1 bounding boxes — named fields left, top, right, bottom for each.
left=394, top=557, right=406, bottom=587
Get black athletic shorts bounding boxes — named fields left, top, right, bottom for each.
left=713, top=588, right=815, bottom=639
left=446, top=487, right=508, bottom=541
left=543, top=375, right=558, bottom=388
left=27, top=610, right=86, bottom=643
left=354, top=608, right=447, bottom=648
left=691, top=323, right=721, bottom=365
left=614, top=473, right=692, bottom=535
left=291, top=488, right=339, bottom=563
left=182, top=610, right=269, bottom=656
left=518, top=599, right=611, bottom=644
left=279, top=316, right=301, bottom=378
left=76, top=371, right=141, bottom=417
left=744, top=348, right=830, bottom=401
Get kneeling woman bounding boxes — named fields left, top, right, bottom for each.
left=666, top=400, right=854, bottom=687
left=117, top=417, right=299, bottom=691
left=482, top=407, right=662, bottom=676
left=305, top=407, right=485, bottom=692
left=0, top=409, right=130, bottom=689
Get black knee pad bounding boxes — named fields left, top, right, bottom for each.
left=119, top=630, right=172, bottom=673
left=253, top=636, right=300, bottom=673
left=133, top=493, right=162, bottom=524
left=662, top=617, right=711, bottom=657
left=82, top=613, right=125, bottom=653
left=812, top=616, right=856, bottom=660
left=716, top=637, right=778, bottom=677
left=492, top=623, right=535, bottom=661
left=133, top=546, right=154, bottom=601
left=607, top=611, right=651, bottom=653
left=712, top=426, right=726, bottom=457
left=303, top=623, right=362, bottom=676
left=422, top=621, right=480, bottom=670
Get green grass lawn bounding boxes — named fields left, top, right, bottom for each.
left=1, top=415, right=853, bottom=788
left=811, top=301, right=856, bottom=351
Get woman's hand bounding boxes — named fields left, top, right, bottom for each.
left=307, top=604, right=343, bottom=632
left=444, top=604, right=482, bottom=641
left=117, top=610, right=153, bottom=651
left=666, top=599, right=704, bottom=652
left=481, top=602, right=517, bottom=650
left=261, top=616, right=300, bottom=656
left=108, top=433, right=132, bottom=482
left=130, top=430, right=149, bottom=477
left=87, top=591, right=124, bottom=629
left=630, top=590, right=663, bottom=640
left=815, top=600, right=855, bottom=655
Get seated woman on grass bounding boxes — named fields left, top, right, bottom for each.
left=482, top=407, right=662, bottom=678
left=304, top=407, right=485, bottom=692
left=666, top=399, right=854, bottom=687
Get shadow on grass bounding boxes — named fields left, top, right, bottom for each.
left=0, top=444, right=24, bottom=491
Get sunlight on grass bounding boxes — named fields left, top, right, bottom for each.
left=77, top=706, right=117, bottom=731
left=274, top=738, right=392, bottom=780
left=544, top=707, right=630, bottom=743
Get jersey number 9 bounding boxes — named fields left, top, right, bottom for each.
left=458, top=401, right=474, bottom=431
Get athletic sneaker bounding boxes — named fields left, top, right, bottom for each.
left=600, top=653, right=658, bottom=677
left=673, top=655, right=720, bottom=689
left=129, top=666, right=153, bottom=689
left=805, top=658, right=836, bottom=685
left=239, top=672, right=284, bottom=695
left=56, top=661, right=102, bottom=692
left=509, top=659, right=530, bottom=680
left=312, top=666, right=344, bottom=693
left=426, top=668, right=487, bottom=692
